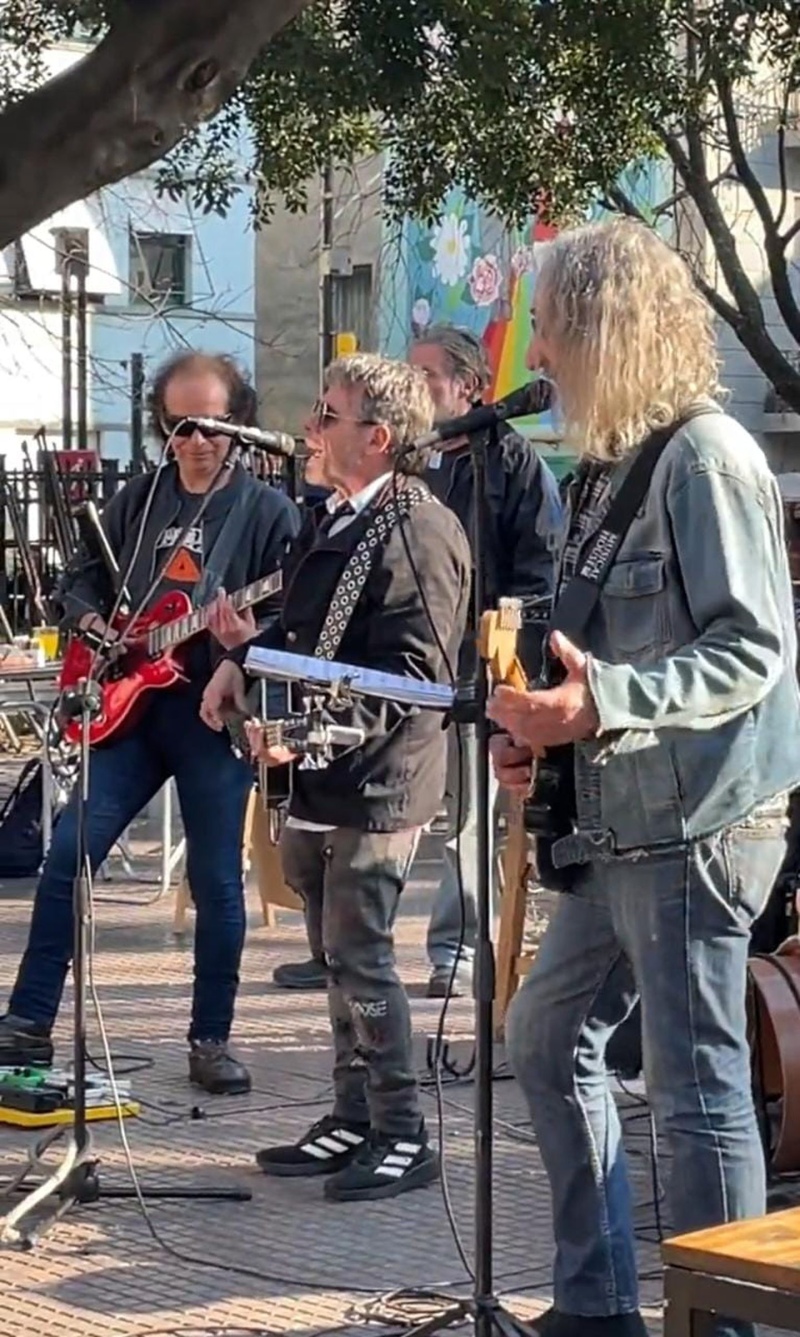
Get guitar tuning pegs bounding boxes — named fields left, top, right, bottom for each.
left=497, top=597, right=523, bottom=630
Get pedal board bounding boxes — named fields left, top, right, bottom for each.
left=0, top=1066, right=140, bottom=1127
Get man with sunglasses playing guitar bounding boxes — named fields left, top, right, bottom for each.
left=0, top=351, right=299, bottom=1095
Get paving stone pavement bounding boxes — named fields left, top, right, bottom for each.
left=0, top=814, right=733, bottom=1337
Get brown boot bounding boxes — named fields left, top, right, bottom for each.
left=188, top=1040, right=251, bottom=1095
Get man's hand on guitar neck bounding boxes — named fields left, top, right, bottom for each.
left=487, top=630, right=600, bottom=752
left=489, top=734, right=535, bottom=793
left=206, top=590, right=258, bottom=650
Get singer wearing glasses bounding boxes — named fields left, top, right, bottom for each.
left=202, top=353, right=471, bottom=1201
left=271, top=327, right=562, bottom=998
left=0, top=351, right=298, bottom=1095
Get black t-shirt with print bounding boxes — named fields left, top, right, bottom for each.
left=149, top=489, right=210, bottom=684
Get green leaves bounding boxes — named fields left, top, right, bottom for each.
left=236, top=0, right=683, bottom=226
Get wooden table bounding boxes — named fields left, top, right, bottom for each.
left=663, top=1207, right=800, bottom=1335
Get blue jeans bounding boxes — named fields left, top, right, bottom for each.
left=427, top=725, right=500, bottom=972
left=506, top=811, right=787, bottom=1337
left=9, top=687, right=253, bottom=1043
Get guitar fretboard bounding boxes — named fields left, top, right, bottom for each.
left=146, top=572, right=282, bottom=656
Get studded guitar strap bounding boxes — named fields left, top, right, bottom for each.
left=313, top=483, right=431, bottom=661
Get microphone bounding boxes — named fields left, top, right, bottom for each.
left=412, top=379, right=553, bottom=450
left=187, top=418, right=296, bottom=459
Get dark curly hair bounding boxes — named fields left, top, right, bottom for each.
left=147, top=351, right=258, bottom=443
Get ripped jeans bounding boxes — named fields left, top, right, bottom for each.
left=280, top=824, right=421, bottom=1136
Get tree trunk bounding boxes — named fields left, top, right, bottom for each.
left=0, top=0, right=312, bottom=249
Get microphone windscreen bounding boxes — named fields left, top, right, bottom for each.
left=525, top=379, right=553, bottom=415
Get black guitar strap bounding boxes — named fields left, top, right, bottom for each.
left=549, top=404, right=721, bottom=647
left=193, top=483, right=259, bottom=609
left=313, top=483, right=432, bottom=661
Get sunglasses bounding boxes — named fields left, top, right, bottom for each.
left=311, top=399, right=378, bottom=428
left=161, top=414, right=232, bottom=441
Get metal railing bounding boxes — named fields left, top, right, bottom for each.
left=0, top=449, right=307, bottom=635
left=0, top=459, right=140, bottom=632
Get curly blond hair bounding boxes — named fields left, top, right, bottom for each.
left=325, top=353, right=435, bottom=473
left=536, top=218, right=721, bottom=460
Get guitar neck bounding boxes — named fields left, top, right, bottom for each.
left=147, top=573, right=281, bottom=656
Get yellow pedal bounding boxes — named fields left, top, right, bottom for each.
left=0, top=1100, right=140, bottom=1128
left=0, top=1067, right=140, bottom=1128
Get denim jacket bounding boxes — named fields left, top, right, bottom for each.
left=563, top=405, right=800, bottom=857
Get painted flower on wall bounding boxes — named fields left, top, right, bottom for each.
left=411, top=297, right=432, bottom=330
left=468, top=253, right=503, bottom=307
left=431, top=213, right=471, bottom=287
left=511, top=246, right=535, bottom=276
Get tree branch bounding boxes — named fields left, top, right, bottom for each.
left=651, top=166, right=736, bottom=219
left=612, top=152, right=800, bottom=414
left=0, top=0, right=312, bottom=248
left=659, top=126, right=766, bottom=325
left=607, top=182, right=744, bottom=328
left=715, top=71, right=800, bottom=346
left=783, top=216, right=800, bottom=249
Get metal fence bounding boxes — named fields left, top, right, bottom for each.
left=0, top=451, right=305, bottom=635
left=0, top=459, right=140, bottom=633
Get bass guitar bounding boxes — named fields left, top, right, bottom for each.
left=476, top=598, right=534, bottom=1031
left=59, top=571, right=282, bottom=748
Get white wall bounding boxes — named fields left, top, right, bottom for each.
left=0, top=40, right=257, bottom=467
left=255, top=157, right=383, bottom=433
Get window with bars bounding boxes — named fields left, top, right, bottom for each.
left=332, top=264, right=374, bottom=351
left=129, top=232, right=190, bottom=307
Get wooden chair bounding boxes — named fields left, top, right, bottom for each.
left=172, top=789, right=302, bottom=935
left=663, top=1206, right=800, bottom=1335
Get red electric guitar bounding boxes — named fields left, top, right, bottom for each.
left=59, top=571, right=282, bottom=748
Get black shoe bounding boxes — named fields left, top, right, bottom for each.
left=324, top=1127, right=440, bottom=1202
left=256, top=1113, right=370, bottom=1177
left=0, top=1013, right=53, bottom=1067
left=188, top=1040, right=251, bottom=1095
left=272, top=958, right=327, bottom=991
left=427, top=966, right=471, bottom=998
left=533, top=1309, right=648, bottom=1336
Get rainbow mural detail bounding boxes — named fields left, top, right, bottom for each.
left=379, top=164, right=667, bottom=475
left=380, top=191, right=561, bottom=442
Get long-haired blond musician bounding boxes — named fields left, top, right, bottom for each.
left=488, top=219, right=800, bottom=1337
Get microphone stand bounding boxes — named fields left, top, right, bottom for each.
left=397, top=425, right=536, bottom=1337
left=2, top=680, right=251, bottom=1244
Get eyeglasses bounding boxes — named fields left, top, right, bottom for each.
left=311, top=399, right=378, bottom=428
left=160, top=414, right=232, bottom=441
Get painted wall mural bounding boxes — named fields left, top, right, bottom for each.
left=379, top=161, right=669, bottom=474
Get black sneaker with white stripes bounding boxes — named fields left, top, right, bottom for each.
left=255, top=1114, right=370, bottom=1177
left=324, top=1127, right=440, bottom=1201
